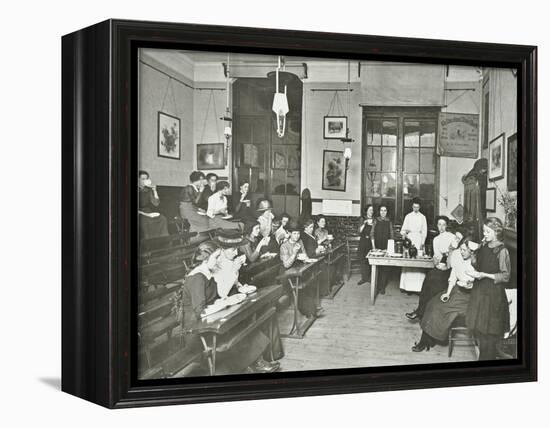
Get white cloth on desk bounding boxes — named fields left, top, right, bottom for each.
left=399, top=211, right=428, bottom=292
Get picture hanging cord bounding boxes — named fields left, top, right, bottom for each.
left=199, top=90, right=222, bottom=144
left=326, top=91, right=345, bottom=117
left=160, top=77, right=180, bottom=118
left=140, top=59, right=225, bottom=91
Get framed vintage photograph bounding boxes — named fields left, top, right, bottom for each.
left=197, top=143, right=225, bottom=170
left=489, top=133, right=505, bottom=180
left=157, top=111, right=181, bottom=159
left=486, top=188, right=497, bottom=212
left=322, top=150, right=347, bottom=191
left=62, top=19, right=536, bottom=408
left=323, top=116, right=348, bottom=139
left=508, top=133, right=518, bottom=191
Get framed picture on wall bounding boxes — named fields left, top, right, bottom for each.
left=322, top=150, right=347, bottom=191
left=197, top=143, right=225, bottom=170
left=489, top=133, right=505, bottom=180
left=486, top=188, right=497, bottom=212
left=323, top=116, right=347, bottom=139
left=508, top=133, right=518, bottom=191
left=157, top=111, right=181, bottom=159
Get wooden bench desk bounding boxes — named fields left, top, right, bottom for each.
left=276, top=259, right=324, bottom=339
left=183, top=284, right=283, bottom=375
left=323, top=242, right=347, bottom=300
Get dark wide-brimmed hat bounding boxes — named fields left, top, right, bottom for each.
left=256, top=198, right=273, bottom=212
left=286, top=220, right=301, bottom=232
left=213, top=228, right=246, bottom=248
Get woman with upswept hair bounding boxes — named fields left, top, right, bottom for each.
left=466, top=217, right=511, bottom=360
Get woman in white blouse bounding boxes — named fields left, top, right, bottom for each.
left=405, top=217, right=459, bottom=320
left=399, top=198, right=428, bottom=293
left=207, top=181, right=241, bottom=230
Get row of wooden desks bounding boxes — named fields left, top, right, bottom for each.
left=276, top=242, right=348, bottom=339
left=367, top=252, right=434, bottom=304
left=183, top=285, right=283, bottom=375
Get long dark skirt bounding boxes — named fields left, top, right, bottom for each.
left=466, top=278, right=510, bottom=337
left=420, top=287, right=471, bottom=341
left=417, top=268, right=451, bottom=318
left=139, top=214, right=168, bottom=240
left=358, top=237, right=372, bottom=282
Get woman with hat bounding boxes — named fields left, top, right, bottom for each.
left=177, top=239, right=280, bottom=374
left=466, top=217, right=511, bottom=360
left=279, top=220, right=323, bottom=318
left=405, top=216, right=458, bottom=320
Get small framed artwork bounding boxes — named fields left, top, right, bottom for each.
left=322, top=150, right=347, bottom=191
left=323, top=116, right=347, bottom=139
left=486, top=188, right=497, bottom=212
left=508, top=133, right=518, bottom=191
left=197, top=143, right=225, bottom=170
left=157, top=111, right=181, bottom=159
left=489, top=133, right=505, bottom=180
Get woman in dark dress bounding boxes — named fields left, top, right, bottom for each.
left=177, top=240, right=280, bottom=374
left=412, top=236, right=478, bottom=351
left=466, top=217, right=511, bottom=360
left=357, top=205, right=375, bottom=285
left=370, top=204, right=394, bottom=293
left=138, top=170, right=168, bottom=239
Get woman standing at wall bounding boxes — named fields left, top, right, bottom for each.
left=357, top=204, right=376, bottom=286
left=370, top=204, right=394, bottom=294
left=466, top=217, right=511, bottom=360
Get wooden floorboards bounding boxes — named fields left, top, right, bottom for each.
left=277, top=273, right=477, bottom=372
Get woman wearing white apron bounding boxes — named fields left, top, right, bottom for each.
left=399, top=198, right=428, bottom=293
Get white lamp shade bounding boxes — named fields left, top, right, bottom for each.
left=343, top=147, right=352, bottom=159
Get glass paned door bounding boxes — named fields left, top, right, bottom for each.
left=363, top=110, right=439, bottom=225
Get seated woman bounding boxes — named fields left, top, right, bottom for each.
left=233, top=181, right=256, bottom=222
left=179, top=171, right=210, bottom=234
left=279, top=221, right=323, bottom=318
left=274, top=213, right=291, bottom=245
left=405, top=217, right=460, bottom=320
left=314, top=215, right=330, bottom=245
left=138, top=170, right=169, bottom=240
left=178, top=239, right=280, bottom=374
left=239, top=221, right=272, bottom=263
left=412, top=236, right=478, bottom=352
left=302, top=219, right=326, bottom=258
left=207, top=181, right=241, bottom=230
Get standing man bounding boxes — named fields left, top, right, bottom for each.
left=399, top=197, right=428, bottom=293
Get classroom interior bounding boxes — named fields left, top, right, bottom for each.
left=137, top=49, right=518, bottom=379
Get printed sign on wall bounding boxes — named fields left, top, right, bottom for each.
left=437, top=112, right=479, bottom=158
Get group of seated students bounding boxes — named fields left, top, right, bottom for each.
left=174, top=195, right=336, bottom=374
left=406, top=215, right=512, bottom=361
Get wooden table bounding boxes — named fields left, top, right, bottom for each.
left=367, top=252, right=434, bottom=304
left=276, top=259, right=323, bottom=339
left=183, top=284, right=283, bottom=375
left=323, top=242, right=347, bottom=300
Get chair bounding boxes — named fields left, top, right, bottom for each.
left=448, top=315, right=478, bottom=358
left=345, top=235, right=361, bottom=279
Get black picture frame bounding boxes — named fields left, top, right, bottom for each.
left=62, top=19, right=537, bottom=409
left=508, top=133, right=518, bottom=191
left=157, top=111, right=181, bottom=160
left=196, top=143, right=225, bottom=170
left=489, top=133, right=506, bottom=181
left=486, top=188, right=497, bottom=212
left=322, top=150, right=347, bottom=192
left=323, top=116, right=348, bottom=139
